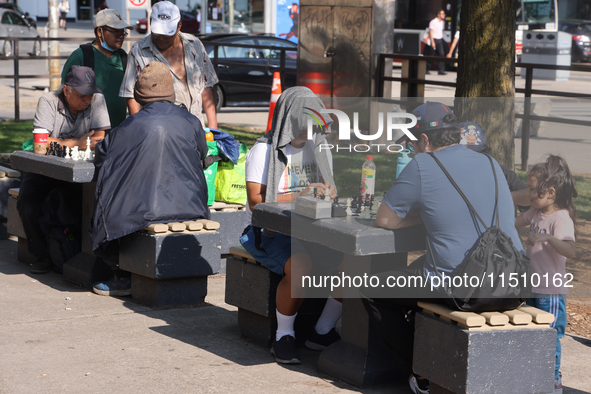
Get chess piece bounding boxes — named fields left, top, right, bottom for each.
left=345, top=198, right=352, bottom=216
left=71, top=146, right=79, bottom=161
left=334, top=196, right=339, bottom=205
left=313, top=188, right=317, bottom=199
left=324, top=192, right=330, bottom=202
left=84, top=137, right=91, bottom=160
left=371, top=200, right=379, bottom=216
left=65, top=146, right=71, bottom=159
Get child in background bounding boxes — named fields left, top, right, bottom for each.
left=516, top=155, right=577, bottom=394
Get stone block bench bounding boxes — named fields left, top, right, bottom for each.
left=119, top=220, right=221, bottom=307
left=209, top=202, right=246, bottom=275
left=0, top=160, right=21, bottom=239
left=413, top=302, right=557, bottom=394
left=225, top=245, right=329, bottom=347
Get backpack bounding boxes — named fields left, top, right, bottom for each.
left=80, top=43, right=128, bottom=72
left=427, top=152, right=532, bottom=312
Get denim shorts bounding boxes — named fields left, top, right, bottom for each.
left=239, top=226, right=342, bottom=276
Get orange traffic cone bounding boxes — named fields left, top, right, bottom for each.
left=266, top=72, right=282, bottom=133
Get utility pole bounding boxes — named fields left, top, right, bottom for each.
left=48, top=0, right=60, bottom=91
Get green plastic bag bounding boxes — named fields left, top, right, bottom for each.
left=204, top=140, right=219, bottom=206
left=214, top=143, right=248, bottom=205
left=22, top=137, right=34, bottom=151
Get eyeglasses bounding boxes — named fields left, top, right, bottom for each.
left=103, top=27, right=128, bottom=37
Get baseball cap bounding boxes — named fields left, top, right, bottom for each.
left=64, top=66, right=102, bottom=95
left=151, top=1, right=181, bottom=36
left=93, top=9, right=133, bottom=30
left=458, top=121, right=487, bottom=152
left=395, top=101, right=458, bottom=144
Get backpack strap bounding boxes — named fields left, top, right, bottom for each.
left=80, top=43, right=94, bottom=69
left=427, top=152, right=499, bottom=229
left=117, top=48, right=128, bottom=72
left=80, top=42, right=128, bottom=72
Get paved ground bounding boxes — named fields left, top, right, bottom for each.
left=0, top=237, right=590, bottom=394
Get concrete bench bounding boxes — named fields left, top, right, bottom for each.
left=6, top=189, right=36, bottom=265
left=119, top=221, right=221, bottom=307
left=413, top=302, right=557, bottom=394
left=209, top=201, right=246, bottom=274
left=225, top=245, right=329, bottom=347
left=0, top=161, right=21, bottom=239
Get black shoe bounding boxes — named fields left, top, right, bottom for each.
left=305, top=327, right=341, bottom=351
left=30, top=257, right=52, bottom=274
left=438, top=72, right=447, bottom=75
left=271, top=335, right=301, bottom=364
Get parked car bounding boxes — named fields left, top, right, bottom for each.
left=135, top=11, right=199, bottom=34
left=200, top=34, right=297, bottom=111
left=0, top=3, right=36, bottom=29
left=560, top=22, right=591, bottom=62
left=0, top=9, right=41, bottom=57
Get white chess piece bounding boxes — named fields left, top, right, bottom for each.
left=71, top=146, right=79, bottom=160
left=345, top=198, right=352, bottom=216
left=84, top=137, right=91, bottom=160
left=371, top=201, right=379, bottom=216
left=324, top=192, right=330, bottom=202
left=65, top=146, right=71, bottom=159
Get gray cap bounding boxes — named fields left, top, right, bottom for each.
left=93, top=9, right=134, bottom=29
left=64, top=66, right=102, bottom=95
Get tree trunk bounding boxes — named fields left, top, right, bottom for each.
left=455, top=0, right=516, bottom=169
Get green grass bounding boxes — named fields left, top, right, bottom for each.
left=0, top=120, right=34, bottom=153
left=5, top=120, right=589, bottom=222
left=516, top=170, right=591, bottom=221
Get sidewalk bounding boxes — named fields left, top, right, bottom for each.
left=0, top=236, right=589, bottom=394
left=1, top=236, right=590, bottom=393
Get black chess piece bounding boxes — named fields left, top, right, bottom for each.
left=313, top=188, right=317, bottom=199
left=45, top=147, right=49, bottom=155
left=334, top=196, right=339, bottom=205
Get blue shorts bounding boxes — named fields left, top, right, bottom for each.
left=239, top=226, right=342, bottom=276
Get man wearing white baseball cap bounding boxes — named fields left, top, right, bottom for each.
left=62, top=9, right=133, bottom=129
left=119, top=1, right=219, bottom=129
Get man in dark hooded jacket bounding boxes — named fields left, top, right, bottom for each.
left=90, top=61, right=210, bottom=296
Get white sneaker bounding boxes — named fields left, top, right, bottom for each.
left=409, top=374, right=430, bottom=394
left=554, top=372, right=563, bottom=394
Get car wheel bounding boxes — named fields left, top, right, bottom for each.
left=30, top=40, right=41, bottom=56
left=3, top=40, right=12, bottom=57
left=213, top=85, right=224, bottom=112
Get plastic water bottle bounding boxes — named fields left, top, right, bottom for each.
left=361, top=155, right=376, bottom=197
left=396, top=149, right=412, bottom=178
left=204, top=127, right=214, bottom=141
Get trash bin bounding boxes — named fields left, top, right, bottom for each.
left=521, top=30, right=571, bottom=81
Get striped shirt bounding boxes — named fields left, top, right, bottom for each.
left=119, top=32, right=219, bottom=126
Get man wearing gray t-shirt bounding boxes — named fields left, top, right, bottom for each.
left=362, top=102, right=525, bottom=393
left=18, top=66, right=110, bottom=275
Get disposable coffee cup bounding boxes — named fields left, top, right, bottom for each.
left=33, top=129, right=49, bottom=154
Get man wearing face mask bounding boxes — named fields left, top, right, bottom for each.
left=119, top=1, right=219, bottom=129
left=61, top=9, right=133, bottom=129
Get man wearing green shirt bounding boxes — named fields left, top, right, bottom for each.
left=61, top=9, right=132, bottom=129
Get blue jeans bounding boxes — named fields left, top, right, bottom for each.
left=527, top=293, right=566, bottom=379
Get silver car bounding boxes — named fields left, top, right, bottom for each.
left=0, top=9, right=41, bottom=57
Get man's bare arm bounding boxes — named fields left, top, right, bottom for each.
left=202, top=87, right=217, bottom=129
left=375, top=202, right=422, bottom=229
left=126, top=98, right=141, bottom=116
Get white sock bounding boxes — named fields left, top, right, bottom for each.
left=315, top=296, right=343, bottom=335
left=276, top=309, right=297, bottom=341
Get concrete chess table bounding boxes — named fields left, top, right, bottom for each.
left=252, top=201, right=426, bottom=388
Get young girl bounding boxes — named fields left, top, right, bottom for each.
left=515, top=155, right=577, bottom=394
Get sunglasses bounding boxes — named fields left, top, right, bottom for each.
left=103, top=27, right=128, bottom=37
